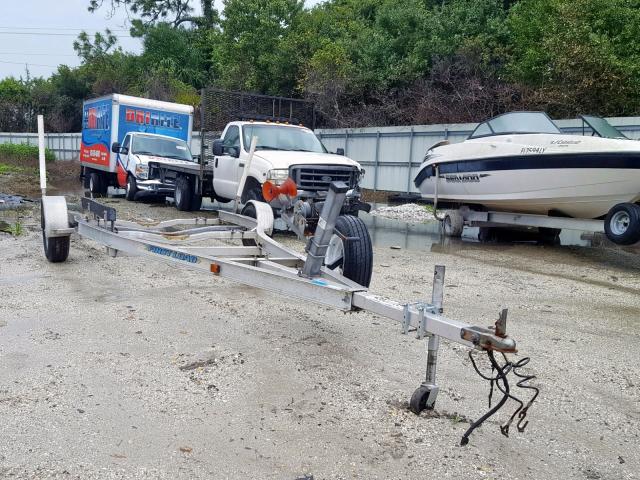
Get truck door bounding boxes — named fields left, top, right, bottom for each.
left=213, top=125, right=242, bottom=199
left=116, top=134, right=131, bottom=187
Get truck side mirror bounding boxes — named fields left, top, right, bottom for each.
left=111, top=142, right=121, bottom=153
left=212, top=139, right=224, bottom=156
left=336, top=148, right=345, bottom=156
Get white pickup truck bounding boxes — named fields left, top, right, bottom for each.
left=147, top=120, right=370, bottom=217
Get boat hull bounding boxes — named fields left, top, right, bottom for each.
left=418, top=167, right=640, bottom=219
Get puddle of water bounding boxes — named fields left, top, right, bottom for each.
left=362, top=204, right=621, bottom=252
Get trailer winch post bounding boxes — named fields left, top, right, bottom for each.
left=301, top=181, right=348, bottom=278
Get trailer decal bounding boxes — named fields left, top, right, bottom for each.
left=146, top=245, right=199, bottom=263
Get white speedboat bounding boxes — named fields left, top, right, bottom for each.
left=414, top=112, right=640, bottom=220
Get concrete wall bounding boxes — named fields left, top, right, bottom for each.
left=3, top=115, right=640, bottom=192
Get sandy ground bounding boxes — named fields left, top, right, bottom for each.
left=1, top=196, right=639, bottom=480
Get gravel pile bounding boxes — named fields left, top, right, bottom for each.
left=370, top=203, right=435, bottom=223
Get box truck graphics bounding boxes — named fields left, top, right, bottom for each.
left=80, top=98, right=112, bottom=168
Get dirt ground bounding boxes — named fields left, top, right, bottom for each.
left=1, top=189, right=639, bottom=479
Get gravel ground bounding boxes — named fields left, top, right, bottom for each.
left=370, top=203, right=435, bottom=223
left=1, top=197, right=639, bottom=479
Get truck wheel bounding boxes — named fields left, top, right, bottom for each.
left=175, top=176, right=193, bottom=211
left=604, top=203, right=640, bottom=245
left=89, top=172, right=107, bottom=196
left=324, top=215, right=373, bottom=287
left=125, top=175, right=138, bottom=201
left=242, top=180, right=264, bottom=203
left=191, top=194, right=203, bottom=211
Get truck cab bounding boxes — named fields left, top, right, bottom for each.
left=112, top=132, right=195, bottom=200
left=211, top=121, right=366, bottom=215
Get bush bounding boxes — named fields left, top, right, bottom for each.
left=0, top=142, right=55, bottom=161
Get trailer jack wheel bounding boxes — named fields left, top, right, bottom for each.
left=409, top=384, right=438, bottom=414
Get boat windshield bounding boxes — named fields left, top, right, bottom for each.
left=581, top=115, right=627, bottom=139
left=469, top=112, right=561, bottom=139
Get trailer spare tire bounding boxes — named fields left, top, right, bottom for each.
left=604, top=203, right=640, bottom=245
left=324, top=215, right=373, bottom=287
left=443, top=210, right=464, bottom=237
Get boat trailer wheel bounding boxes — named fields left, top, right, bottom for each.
left=409, top=384, right=438, bottom=414
left=604, top=203, right=640, bottom=245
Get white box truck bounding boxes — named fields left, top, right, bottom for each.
left=79, top=94, right=194, bottom=199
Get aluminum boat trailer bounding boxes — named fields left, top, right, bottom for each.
left=40, top=181, right=536, bottom=444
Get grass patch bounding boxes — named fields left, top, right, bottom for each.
left=0, top=143, right=55, bottom=161
left=0, top=163, right=25, bottom=175
left=0, top=219, right=24, bottom=236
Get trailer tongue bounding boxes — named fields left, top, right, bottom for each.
left=40, top=176, right=538, bottom=444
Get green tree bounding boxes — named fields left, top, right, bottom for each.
left=506, top=0, right=640, bottom=116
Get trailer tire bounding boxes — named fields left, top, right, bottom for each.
left=604, top=203, right=640, bottom=245
left=443, top=210, right=464, bottom=237
left=89, top=172, right=107, bottom=196
left=125, top=175, right=138, bottom=201
left=324, top=215, right=373, bottom=287
left=40, top=202, right=70, bottom=263
left=241, top=202, right=258, bottom=246
left=175, top=176, right=193, bottom=211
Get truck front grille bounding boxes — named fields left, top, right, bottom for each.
left=289, top=165, right=358, bottom=191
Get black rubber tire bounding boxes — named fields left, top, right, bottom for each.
left=191, top=194, right=203, bottom=211
left=43, top=233, right=70, bottom=263
left=443, top=210, right=464, bottom=237
left=175, top=176, right=193, bottom=211
left=40, top=200, right=70, bottom=263
left=326, top=215, right=373, bottom=287
left=125, top=175, right=138, bottom=201
left=409, top=385, right=435, bottom=414
left=241, top=202, right=258, bottom=246
left=604, top=203, right=640, bottom=245
left=88, top=172, right=107, bottom=196
left=242, top=182, right=264, bottom=203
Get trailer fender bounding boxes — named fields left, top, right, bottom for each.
left=41, top=196, right=71, bottom=238
left=247, top=200, right=274, bottom=236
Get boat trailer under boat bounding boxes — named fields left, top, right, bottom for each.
left=39, top=187, right=538, bottom=445
left=414, top=112, right=640, bottom=245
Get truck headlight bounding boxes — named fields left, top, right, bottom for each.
left=135, top=163, right=149, bottom=179
left=357, top=168, right=365, bottom=181
left=266, top=168, right=289, bottom=185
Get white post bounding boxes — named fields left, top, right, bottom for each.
left=235, top=135, right=258, bottom=213
left=38, top=115, right=47, bottom=196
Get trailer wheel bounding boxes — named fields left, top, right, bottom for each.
left=125, top=175, right=138, bottom=201
left=409, top=384, right=436, bottom=414
left=443, top=210, right=464, bottom=237
left=604, top=203, right=640, bottom=245
left=324, top=215, right=373, bottom=287
left=89, top=172, right=107, bottom=196
left=241, top=202, right=258, bottom=246
left=175, top=176, right=193, bottom=211
left=40, top=201, right=70, bottom=263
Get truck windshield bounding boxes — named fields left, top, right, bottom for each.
left=242, top=125, right=327, bottom=153
left=132, top=135, right=193, bottom=161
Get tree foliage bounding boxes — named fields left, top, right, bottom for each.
left=2, top=0, right=640, bottom=131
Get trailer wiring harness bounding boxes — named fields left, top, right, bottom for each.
left=460, top=350, right=539, bottom=446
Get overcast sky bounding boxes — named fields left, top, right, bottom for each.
left=5, top=0, right=332, bottom=80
